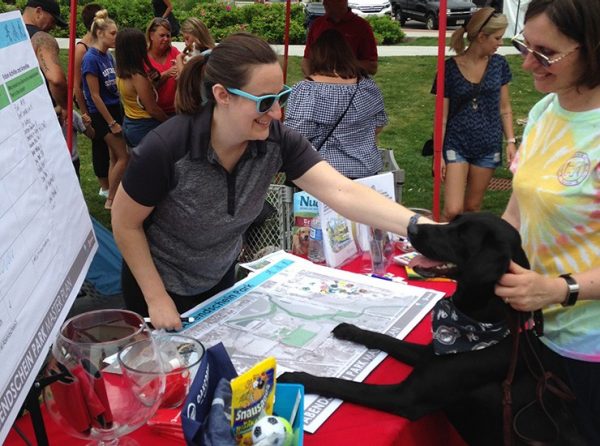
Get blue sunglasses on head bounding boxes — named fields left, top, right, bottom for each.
left=226, top=85, right=292, bottom=114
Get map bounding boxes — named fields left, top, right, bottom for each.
left=182, top=252, right=444, bottom=432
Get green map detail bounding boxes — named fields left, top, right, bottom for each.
left=6, top=68, right=43, bottom=101
left=0, top=84, right=9, bottom=110
left=282, top=327, right=316, bottom=347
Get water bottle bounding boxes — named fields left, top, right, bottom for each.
left=308, top=216, right=326, bottom=264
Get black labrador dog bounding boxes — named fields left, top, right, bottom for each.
left=279, top=213, right=583, bottom=446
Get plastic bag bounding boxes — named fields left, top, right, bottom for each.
left=181, top=343, right=237, bottom=446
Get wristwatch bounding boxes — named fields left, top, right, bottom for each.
left=408, top=213, right=422, bottom=228
left=559, top=273, right=579, bottom=307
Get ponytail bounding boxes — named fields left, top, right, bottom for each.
left=175, top=52, right=211, bottom=115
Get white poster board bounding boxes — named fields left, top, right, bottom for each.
left=0, top=11, right=97, bottom=442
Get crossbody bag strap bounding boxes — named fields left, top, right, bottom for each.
left=315, top=80, right=359, bottom=151
left=448, top=58, right=491, bottom=122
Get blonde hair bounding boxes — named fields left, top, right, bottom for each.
left=145, top=17, right=172, bottom=50
left=90, top=9, right=115, bottom=39
left=181, top=17, right=215, bottom=52
left=450, top=7, right=508, bottom=54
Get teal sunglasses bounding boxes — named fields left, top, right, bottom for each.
left=226, top=85, right=292, bottom=114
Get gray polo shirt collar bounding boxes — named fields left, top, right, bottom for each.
left=188, top=105, right=268, bottom=163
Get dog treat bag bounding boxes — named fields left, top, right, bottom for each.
left=230, top=357, right=276, bottom=445
left=292, top=192, right=319, bottom=256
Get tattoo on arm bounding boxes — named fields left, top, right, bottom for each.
left=32, top=32, right=60, bottom=74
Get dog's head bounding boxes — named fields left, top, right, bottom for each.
left=297, top=226, right=310, bottom=243
left=408, top=212, right=529, bottom=283
left=183, top=42, right=205, bottom=64
left=408, top=213, right=530, bottom=321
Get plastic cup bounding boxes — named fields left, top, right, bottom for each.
left=152, top=334, right=205, bottom=409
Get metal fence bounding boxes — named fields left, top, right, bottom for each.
left=240, top=183, right=295, bottom=262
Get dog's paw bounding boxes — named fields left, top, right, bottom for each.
left=332, top=323, right=361, bottom=341
left=278, top=371, right=312, bottom=385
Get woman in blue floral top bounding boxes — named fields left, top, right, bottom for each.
left=432, top=7, right=516, bottom=221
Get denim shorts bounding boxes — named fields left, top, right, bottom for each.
left=444, top=149, right=502, bottom=169
left=123, top=117, right=162, bottom=147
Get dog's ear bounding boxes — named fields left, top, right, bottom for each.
left=460, top=230, right=513, bottom=284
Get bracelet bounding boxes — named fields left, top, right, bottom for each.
left=559, top=273, right=579, bottom=307
left=506, top=138, right=516, bottom=144
left=108, top=120, right=117, bottom=128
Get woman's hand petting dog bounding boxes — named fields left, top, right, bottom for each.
left=495, top=261, right=567, bottom=311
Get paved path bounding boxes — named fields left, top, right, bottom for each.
left=56, top=38, right=519, bottom=57
left=56, top=20, right=520, bottom=56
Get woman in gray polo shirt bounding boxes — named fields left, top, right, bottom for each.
left=112, top=32, right=431, bottom=331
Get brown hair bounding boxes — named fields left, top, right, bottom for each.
left=450, top=7, right=508, bottom=54
left=82, top=3, right=102, bottom=31
left=145, top=17, right=172, bottom=50
left=115, top=28, right=153, bottom=78
left=181, top=17, right=215, bottom=52
left=176, top=32, right=278, bottom=115
left=525, top=0, right=600, bottom=89
left=308, top=29, right=365, bottom=79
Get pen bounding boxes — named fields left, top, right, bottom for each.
left=370, top=274, right=393, bottom=281
left=143, top=316, right=196, bottom=324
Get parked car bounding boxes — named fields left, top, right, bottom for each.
left=472, top=0, right=502, bottom=11
left=390, top=0, right=478, bottom=30
left=304, top=0, right=392, bottom=28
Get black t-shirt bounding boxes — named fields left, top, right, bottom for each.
left=122, top=106, right=322, bottom=295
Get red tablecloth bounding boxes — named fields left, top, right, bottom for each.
left=6, top=261, right=467, bottom=446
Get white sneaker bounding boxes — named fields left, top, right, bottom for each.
left=99, top=188, right=109, bottom=198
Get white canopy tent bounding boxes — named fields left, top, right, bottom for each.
left=503, top=0, right=531, bottom=37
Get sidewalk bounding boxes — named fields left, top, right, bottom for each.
left=56, top=38, right=519, bottom=57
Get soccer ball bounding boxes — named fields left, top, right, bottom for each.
left=251, top=415, right=293, bottom=446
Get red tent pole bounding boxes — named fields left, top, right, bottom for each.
left=65, top=0, right=78, bottom=155
left=432, top=0, right=447, bottom=222
left=282, top=0, right=292, bottom=84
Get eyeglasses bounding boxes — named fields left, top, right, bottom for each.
left=511, top=35, right=579, bottom=67
left=226, top=85, right=292, bottom=114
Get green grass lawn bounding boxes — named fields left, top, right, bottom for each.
left=66, top=52, right=542, bottom=229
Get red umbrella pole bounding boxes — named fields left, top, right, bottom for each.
left=432, top=0, right=448, bottom=222
left=65, top=0, right=78, bottom=155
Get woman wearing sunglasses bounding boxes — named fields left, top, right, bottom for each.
left=496, top=0, right=600, bottom=443
left=111, top=33, right=433, bottom=332
left=432, top=7, right=515, bottom=222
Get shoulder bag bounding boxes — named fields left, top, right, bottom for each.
left=314, top=80, right=359, bottom=152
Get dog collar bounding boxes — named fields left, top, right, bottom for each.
left=431, top=299, right=510, bottom=355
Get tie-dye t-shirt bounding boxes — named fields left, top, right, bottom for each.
left=512, top=93, right=600, bottom=362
